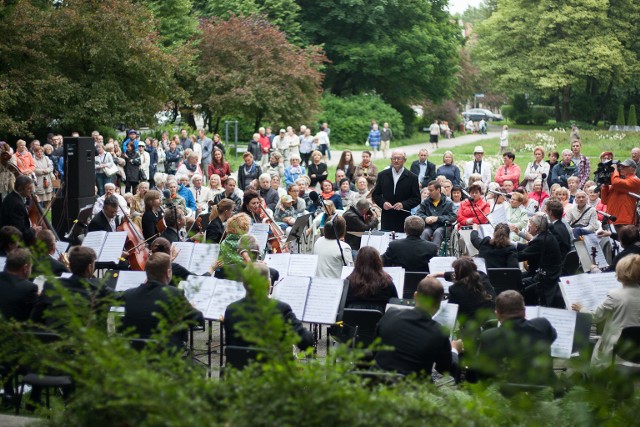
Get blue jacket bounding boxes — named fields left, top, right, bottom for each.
left=122, top=137, right=139, bottom=153
left=178, top=184, right=196, bottom=211
left=284, top=165, right=306, bottom=187
left=368, top=130, right=381, bottom=145
left=551, top=161, right=578, bottom=186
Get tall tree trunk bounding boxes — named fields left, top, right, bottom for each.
left=592, top=80, right=614, bottom=126
left=561, top=86, right=571, bottom=122
left=213, top=116, right=221, bottom=134
left=554, top=91, right=561, bottom=122
left=254, top=112, right=263, bottom=132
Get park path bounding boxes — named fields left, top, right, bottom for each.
left=326, top=130, right=504, bottom=166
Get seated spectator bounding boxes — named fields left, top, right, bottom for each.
left=319, top=179, right=343, bottom=210
left=567, top=176, right=580, bottom=203
left=470, top=223, right=519, bottom=269
left=550, top=149, right=578, bottom=187
left=457, top=183, right=490, bottom=228
left=565, top=190, right=600, bottom=237
left=528, top=178, right=549, bottom=207
left=475, top=290, right=557, bottom=385
left=416, top=180, right=455, bottom=249
left=284, top=154, right=306, bottom=187
left=494, top=152, right=521, bottom=187
left=504, top=192, right=529, bottom=241
left=374, top=277, right=462, bottom=377
left=337, top=178, right=358, bottom=210
left=346, top=246, right=398, bottom=311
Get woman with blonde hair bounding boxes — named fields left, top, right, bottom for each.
left=436, top=151, right=461, bottom=186
left=523, top=145, right=550, bottom=192
left=206, top=198, right=235, bottom=243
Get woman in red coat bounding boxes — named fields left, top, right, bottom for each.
left=457, top=183, right=490, bottom=228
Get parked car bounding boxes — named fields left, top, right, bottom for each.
left=462, top=108, right=503, bottom=122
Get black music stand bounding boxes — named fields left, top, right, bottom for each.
left=286, top=213, right=312, bottom=253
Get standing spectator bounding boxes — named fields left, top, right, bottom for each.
left=237, top=152, right=262, bottom=191
left=498, top=125, right=509, bottom=155
left=165, top=140, right=181, bottom=176
left=299, top=128, right=314, bottom=167
left=154, top=139, right=165, bottom=173
left=123, top=141, right=141, bottom=194
left=212, top=133, right=225, bottom=154
left=353, top=151, right=378, bottom=190
left=550, top=149, right=578, bottom=187
left=121, top=129, right=140, bottom=153
left=316, top=125, right=330, bottom=163
left=631, top=147, right=640, bottom=178
left=478, top=118, right=487, bottom=135
left=546, top=150, right=560, bottom=189
left=94, top=143, right=114, bottom=196
left=366, top=124, right=381, bottom=159
left=15, top=139, right=35, bottom=176
left=571, top=139, right=591, bottom=189
left=322, top=122, right=332, bottom=160
left=494, top=152, right=521, bottom=187
left=436, top=151, right=461, bottom=187
left=272, top=129, right=287, bottom=160
left=33, top=146, right=55, bottom=207
left=258, top=127, right=271, bottom=168
left=264, top=152, right=285, bottom=181
left=337, top=150, right=356, bottom=183
left=145, top=138, right=158, bottom=187
left=410, top=148, right=437, bottom=189
left=208, top=148, right=231, bottom=182
left=307, top=150, right=328, bottom=188
left=429, top=119, right=440, bottom=149
left=463, top=146, right=492, bottom=186
left=138, top=143, right=150, bottom=183
left=179, top=129, right=192, bottom=150
left=600, top=159, right=640, bottom=231
left=190, top=135, right=202, bottom=167
left=570, top=124, right=580, bottom=141
left=197, top=129, right=213, bottom=182
left=522, top=146, right=549, bottom=192
left=247, top=133, right=262, bottom=164
left=285, top=126, right=299, bottom=160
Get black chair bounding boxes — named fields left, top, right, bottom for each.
left=340, top=309, right=384, bottom=349
left=15, top=332, right=73, bottom=414
left=403, top=272, right=429, bottom=300
left=613, top=326, right=640, bottom=367
left=572, top=312, right=593, bottom=357
left=487, top=268, right=522, bottom=295
left=562, top=250, right=580, bottom=275
left=224, top=346, right=269, bottom=370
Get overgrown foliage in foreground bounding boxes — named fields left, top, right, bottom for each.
left=1, top=266, right=638, bottom=426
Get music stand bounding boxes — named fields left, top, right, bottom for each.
left=286, top=213, right=312, bottom=253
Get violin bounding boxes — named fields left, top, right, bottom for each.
left=117, top=206, right=150, bottom=271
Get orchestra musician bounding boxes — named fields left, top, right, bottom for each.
left=160, top=207, right=185, bottom=244
left=240, top=189, right=263, bottom=224
left=0, top=175, right=40, bottom=244
left=343, top=198, right=379, bottom=251
left=141, top=189, right=162, bottom=242
left=206, top=198, right=235, bottom=244
left=88, top=195, right=122, bottom=233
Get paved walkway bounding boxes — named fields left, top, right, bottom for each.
left=327, top=131, right=502, bottom=166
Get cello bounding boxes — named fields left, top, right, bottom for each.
left=117, top=205, right=150, bottom=271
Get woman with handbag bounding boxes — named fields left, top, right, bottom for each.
left=95, top=143, right=116, bottom=196
left=123, top=141, right=141, bottom=194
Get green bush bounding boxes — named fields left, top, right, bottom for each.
left=512, top=94, right=530, bottom=116
left=514, top=114, right=530, bottom=125
left=501, top=105, right=514, bottom=119
left=616, top=105, right=625, bottom=126
left=531, top=111, right=550, bottom=125
left=554, top=121, right=600, bottom=131
left=317, top=94, right=405, bottom=146
left=628, top=105, right=637, bottom=127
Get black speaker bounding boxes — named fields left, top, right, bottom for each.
left=63, top=136, right=95, bottom=199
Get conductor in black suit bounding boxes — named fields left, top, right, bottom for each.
left=374, top=277, right=461, bottom=377
left=87, top=195, right=122, bottom=233
left=224, top=262, right=313, bottom=351
left=372, top=149, right=420, bottom=232
left=121, top=252, right=204, bottom=350
left=0, top=248, right=38, bottom=322
left=475, top=290, right=557, bottom=385
left=0, top=175, right=40, bottom=245
left=382, top=215, right=438, bottom=272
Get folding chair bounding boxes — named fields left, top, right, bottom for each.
left=561, top=250, right=580, bottom=276
left=340, top=309, right=384, bottom=349
left=613, top=326, right=640, bottom=372
left=487, top=268, right=522, bottom=295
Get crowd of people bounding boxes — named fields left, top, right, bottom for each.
left=2, top=123, right=640, bottom=404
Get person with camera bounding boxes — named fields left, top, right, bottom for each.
left=600, top=159, right=640, bottom=232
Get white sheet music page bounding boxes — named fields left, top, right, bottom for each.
left=264, top=253, right=291, bottom=279
left=479, top=224, right=493, bottom=239
left=340, top=266, right=354, bottom=279
left=487, top=205, right=507, bottom=225
left=206, top=279, right=246, bottom=321
left=0, top=257, right=6, bottom=272
left=249, top=223, right=270, bottom=252
left=472, top=257, right=487, bottom=274
left=589, top=272, right=621, bottom=309
left=115, top=271, right=147, bottom=292
left=559, top=274, right=596, bottom=310
left=537, top=307, right=577, bottom=359
left=433, top=302, right=458, bottom=337
left=183, top=276, right=218, bottom=313
left=288, top=254, right=318, bottom=277
left=524, top=306, right=539, bottom=321
left=428, top=257, right=456, bottom=274
left=55, top=241, right=70, bottom=256
left=272, top=276, right=311, bottom=320
left=384, top=267, right=405, bottom=299
left=385, top=303, right=413, bottom=312
left=82, top=231, right=107, bottom=256
left=303, top=278, right=344, bottom=324
left=189, top=243, right=220, bottom=275
left=98, top=232, right=128, bottom=264
left=171, top=242, right=194, bottom=270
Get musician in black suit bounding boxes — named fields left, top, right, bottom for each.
left=87, top=195, right=122, bottom=233
left=120, top=252, right=204, bottom=350
left=342, top=199, right=379, bottom=250
left=31, top=246, right=116, bottom=330
left=475, top=290, right=557, bottom=385
left=0, top=175, right=39, bottom=245
left=514, top=213, right=564, bottom=307
left=409, top=148, right=437, bottom=189
left=374, top=277, right=461, bottom=377
left=224, top=262, right=312, bottom=350
left=382, top=215, right=438, bottom=272
left=149, top=237, right=193, bottom=281
left=32, top=229, right=69, bottom=277
left=545, top=199, right=572, bottom=262
left=372, top=149, right=420, bottom=232
left=160, top=207, right=184, bottom=244
left=0, top=225, right=22, bottom=256
left=0, top=248, right=37, bottom=322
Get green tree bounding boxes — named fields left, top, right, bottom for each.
left=0, top=0, right=178, bottom=138
left=143, top=0, right=198, bottom=48
left=616, top=105, right=626, bottom=126
left=474, top=0, right=640, bottom=123
left=628, top=105, right=637, bottom=127
left=194, top=15, right=325, bottom=132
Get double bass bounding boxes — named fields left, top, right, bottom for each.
left=117, top=205, right=150, bottom=271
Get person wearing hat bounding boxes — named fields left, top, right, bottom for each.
left=121, top=129, right=140, bottom=154
left=601, top=158, right=640, bottom=231
left=463, top=146, right=492, bottom=185
left=274, top=194, right=298, bottom=227
left=630, top=147, right=640, bottom=178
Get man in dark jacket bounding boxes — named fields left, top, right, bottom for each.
left=343, top=199, right=379, bottom=251
left=0, top=175, right=39, bottom=245
left=382, top=215, right=438, bottom=272
left=415, top=180, right=455, bottom=249
left=409, top=148, right=437, bottom=189
left=0, top=248, right=37, bottom=322
left=372, top=150, right=420, bottom=232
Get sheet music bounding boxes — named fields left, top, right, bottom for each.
left=183, top=276, right=218, bottom=313
left=433, top=302, right=458, bottom=337
left=287, top=254, right=318, bottom=277
left=385, top=303, right=414, bottom=312
left=114, top=271, right=146, bottom=292
left=205, top=279, right=245, bottom=320
left=61, top=272, right=72, bottom=279
left=0, top=256, right=5, bottom=272
left=272, top=276, right=311, bottom=320
left=82, top=231, right=107, bottom=255
left=302, top=277, right=344, bottom=324
left=361, top=234, right=389, bottom=254
left=559, top=273, right=621, bottom=311
left=538, top=307, right=576, bottom=359
left=487, top=205, right=507, bottom=225
left=583, top=234, right=608, bottom=267
left=249, top=223, right=270, bottom=252
left=97, top=232, right=127, bottom=263
left=479, top=224, right=493, bottom=239
left=428, top=257, right=457, bottom=274
left=264, top=253, right=291, bottom=279
left=473, top=257, right=487, bottom=274
left=340, top=266, right=354, bottom=279
left=189, top=243, right=220, bottom=275
left=590, top=273, right=621, bottom=307
left=33, top=275, right=46, bottom=293
left=524, top=306, right=539, bottom=321
left=384, top=267, right=405, bottom=299
left=55, top=241, right=70, bottom=256
left=171, top=242, right=194, bottom=270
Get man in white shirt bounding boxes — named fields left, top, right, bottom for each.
left=190, top=173, right=211, bottom=212
left=92, top=182, right=129, bottom=219
left=463, top=146, right=492, bottom=185
left=565, top=190, right=600, bottom=238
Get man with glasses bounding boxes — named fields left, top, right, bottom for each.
left=372, top=149, right=420, bottom=232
